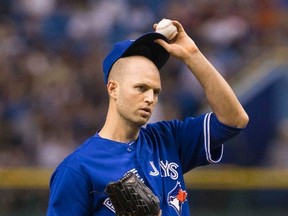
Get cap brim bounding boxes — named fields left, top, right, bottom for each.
left=122, top=32, right=170, bottom=70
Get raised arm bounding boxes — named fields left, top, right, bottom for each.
left=155, top=20, right=249, bottom=128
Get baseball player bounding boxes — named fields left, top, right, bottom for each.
left=46, top=20, right=248, bottom=215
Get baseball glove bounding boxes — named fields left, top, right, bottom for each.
left=105, top=171, right=160, bottom=216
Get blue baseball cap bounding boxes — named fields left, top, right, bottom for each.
left=102, top=32, right=170, bottom=84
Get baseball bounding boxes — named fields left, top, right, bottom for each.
left=155, top=18, right=178, bottom=40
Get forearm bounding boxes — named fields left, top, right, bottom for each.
left=184, top=50, right=249, bottom=128
left=155, top=20, right=249, bottom=128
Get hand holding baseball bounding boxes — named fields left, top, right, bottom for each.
left=154, top=19, right=199, bottom=62
left=155, top=18, right=178, bottom=40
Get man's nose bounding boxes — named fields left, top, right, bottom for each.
left=145, top=89, right=155, bottom=104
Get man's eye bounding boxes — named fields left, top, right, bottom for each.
left=136, top=86, right=145, bottom=92
left=154, top=90, right=160, bottom=96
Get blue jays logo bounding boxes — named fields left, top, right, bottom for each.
left=167, top=182, right=187, bottom=216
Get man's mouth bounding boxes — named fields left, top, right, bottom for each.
left=140, top=107, right=151, bottom=114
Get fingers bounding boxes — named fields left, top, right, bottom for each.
left=154, top=19, right=186, bottom=40
left=158, top=210, right=162, bottom=216
left=154, top=38, right=170, bottom=52
left=171, top=20, right=187, bottom=36
left=153, top=23, right=158, bottom=30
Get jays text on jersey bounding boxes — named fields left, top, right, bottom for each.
left=46, top=113, right=241, bottom=216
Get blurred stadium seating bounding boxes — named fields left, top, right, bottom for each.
left=1, top=0, right=288, bottom=215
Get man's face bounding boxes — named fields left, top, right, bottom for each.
left=110, top=56, right=161, bottom=127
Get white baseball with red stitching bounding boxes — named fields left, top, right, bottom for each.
left=155, top=18, right=178, bottom=40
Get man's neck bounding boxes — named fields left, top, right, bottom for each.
left=99, top=119, right=140, bottom=143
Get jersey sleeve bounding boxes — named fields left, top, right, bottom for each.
left=181, top=112, right=242, bottom=172
left=46, top=166, right=92, bottom=216
left=152, top=112, right=242, bottom=173
left=203, top=112, right=242, bottom=162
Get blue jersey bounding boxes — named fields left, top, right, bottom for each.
left=47, top=113, right=241, bottom=216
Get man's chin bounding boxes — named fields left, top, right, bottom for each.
left=135, top=117, right=150, bottom=127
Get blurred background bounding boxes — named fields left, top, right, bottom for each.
left=0, top=0, right=288, bottom=215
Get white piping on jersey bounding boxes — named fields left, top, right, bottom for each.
left=203, top=112, right=224, bottom=163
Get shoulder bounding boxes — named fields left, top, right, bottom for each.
left=144, top=119, right=180, bottom=132
left=54, top=134, right=134, bottom=174
left=54, top=136, right=101, bottom=171
left=49, top=136, right=101, bottom=185
left=144, top=114, right=207, bottom=134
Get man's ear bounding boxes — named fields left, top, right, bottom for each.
left=107, top=80, right=118, bottom=99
